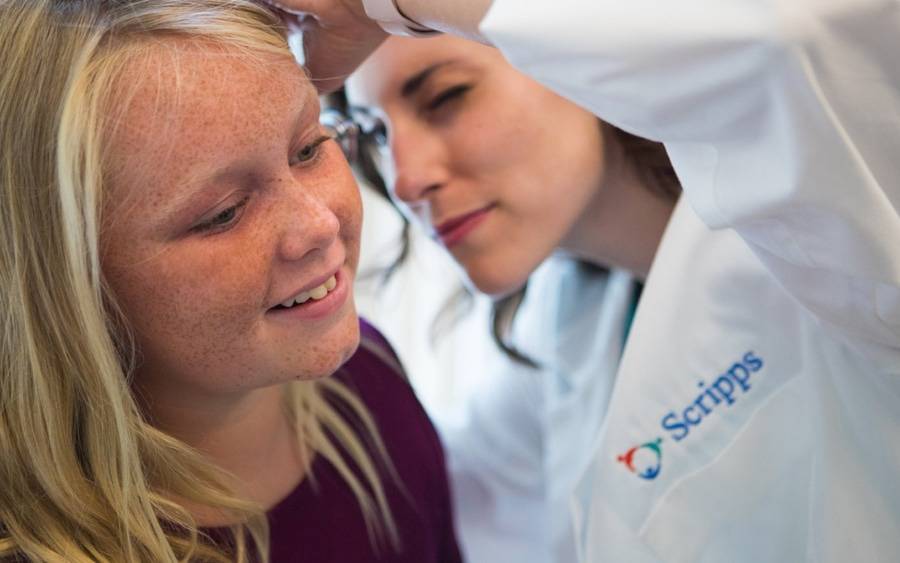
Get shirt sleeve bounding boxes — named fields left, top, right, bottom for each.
left=480, top=0, right=900, bottom=365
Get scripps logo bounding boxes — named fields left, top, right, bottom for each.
left=617, top=438, right=663, bottom=480
left=617, top=351, right=764, bottom=481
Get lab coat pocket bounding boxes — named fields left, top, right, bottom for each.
left=639, top=374, right=814, bottom=563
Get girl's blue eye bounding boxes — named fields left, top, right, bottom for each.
left=210, top=207, right=237, bottom=226
left=194, top=197, right=249, bottom=233
left=292, top=135, right=331, bottom=166
left=295, top=144, right=317, bottom=163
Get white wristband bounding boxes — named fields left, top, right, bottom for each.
left=361, top=0, right=440, bottom=37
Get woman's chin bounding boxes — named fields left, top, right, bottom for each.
left=464, top=271, right=528, bottom=299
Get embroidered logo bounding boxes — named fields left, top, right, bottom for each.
left=616, top=438, right=663, bottom=480
left=617, top=351, right=765, bottom=481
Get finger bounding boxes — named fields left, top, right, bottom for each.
left=260, top=0, right=304, bottom=15
left=301, top=25, right=357, bottom=93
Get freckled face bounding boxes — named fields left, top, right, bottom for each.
left=102, top=42, right=362, bottom=398
left=347, top=36, right=605, bottom=296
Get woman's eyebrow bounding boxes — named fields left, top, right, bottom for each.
left=401, top=60, right=457, bottom=98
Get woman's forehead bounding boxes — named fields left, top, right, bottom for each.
left=347, top=36, right=496, bottom=105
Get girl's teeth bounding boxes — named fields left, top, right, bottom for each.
left=282, top=275, right=338, bottom=308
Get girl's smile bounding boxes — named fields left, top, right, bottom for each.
left=267, top=267, right=351, bottom=322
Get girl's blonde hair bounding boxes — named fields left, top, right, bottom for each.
left=0, top=1, right=397, bottom=561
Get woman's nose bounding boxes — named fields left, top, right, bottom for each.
left=389, top=123, right=448, bottom=206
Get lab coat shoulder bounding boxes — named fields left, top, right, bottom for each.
left=481, top=0, right=900, bottom=367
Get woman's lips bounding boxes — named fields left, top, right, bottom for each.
left=435, top=204, right=495, bottom=248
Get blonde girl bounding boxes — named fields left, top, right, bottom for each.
left=0, top=1, right=461, bottom=561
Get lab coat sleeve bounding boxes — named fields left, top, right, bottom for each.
left=480, top=0, right=900, bottom=363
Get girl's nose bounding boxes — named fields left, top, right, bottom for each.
left=277, top=187, right=341, bottom=263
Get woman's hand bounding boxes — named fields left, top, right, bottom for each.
left=263, top=0, right=388, bottom=93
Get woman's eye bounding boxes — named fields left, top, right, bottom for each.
left=291, top=135, right=331, bottom=166
left=426, top=84, right=472, bottom=112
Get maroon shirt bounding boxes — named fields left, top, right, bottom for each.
left=1, top=321, right=463, bottom=563
left=221, top=319, right=464, bottom=563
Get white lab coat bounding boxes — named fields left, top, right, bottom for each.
left=480, top=1, right=900, bottom=561
left=440, top=259, right=635, bottom=563
left=356, top=184, right=625, bottom=562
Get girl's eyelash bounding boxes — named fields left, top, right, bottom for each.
left=291, top=135, right=332, bottom=167
left=427, top=84, right=472, bottom=111
left=190, top=135, right=330, bottom=235
left=193, top=196, right=249, bottom=233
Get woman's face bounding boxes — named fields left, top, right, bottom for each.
left=102, top=42, right=362, bottom=399
left=346, top=36, right=606, bottom=296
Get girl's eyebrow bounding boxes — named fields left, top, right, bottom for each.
left=157, top=99, right=318, bottom=223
